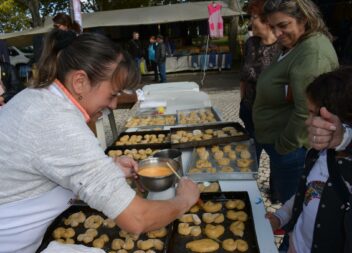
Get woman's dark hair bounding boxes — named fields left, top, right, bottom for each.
left=52, top=13, right=81, bottom=33
left=29, top=29, right=140, bottom=91
left=263, top=0, right=332, bottom=41
left=306, top=67, right=352, bottom=124
left=247, top=0, right=267, bottom=22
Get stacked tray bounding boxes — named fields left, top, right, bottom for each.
left=111, top=130, right=171, bottom=149
left=106, top=143, right=171, bottom=161
left=176, top=107, right=222, bottom=126
left=124, top=114, right=177, bottom=129
left=186, top=140, right=258, bottom=181
left=170, top=122, right=249, bottom=149
left=36, top=205, right=171, bottom=253
left=167, top=191, right=259, bottom=253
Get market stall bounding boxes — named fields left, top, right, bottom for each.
left=38, top=82, right=278, bottom=253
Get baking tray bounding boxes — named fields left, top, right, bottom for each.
left=170, top=122, right=249, bottom=149
left=124, top=114, right=177, bottom=128
left=176, top=107, right=222, bottom=126
left=167, top=191, right=259, bottom=253
left=111, top=130, right=171, bottom=148
left=36, top=205, right=172, bottom=253
left=105, top=143, right=171, bottom=161
left=186, top=140, right=258, bottom=181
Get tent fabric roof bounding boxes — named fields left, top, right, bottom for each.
left=0, top=1, right=243, bottom=47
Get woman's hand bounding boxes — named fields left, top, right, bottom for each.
left=175, top=177, right=200, bottom=210
left=265, top=212, right=281, bottom=231
left=305, top=107, right=343, bottom=150
left=114, top=156, right=139, bottom=178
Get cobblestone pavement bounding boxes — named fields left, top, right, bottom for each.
left=105, top=87, right=283, bottom=248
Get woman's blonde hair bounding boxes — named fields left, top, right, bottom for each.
left=263, top=0, right=332, bottom=41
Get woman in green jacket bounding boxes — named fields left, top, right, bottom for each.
left=253, top=0, right=338, bottom=204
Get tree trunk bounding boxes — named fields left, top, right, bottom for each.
left=228, top=0, right=240, bottom=62
left=17, top=0, right=42, bottom=27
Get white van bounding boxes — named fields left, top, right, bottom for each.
left=8, top=46, right=33, bottom=67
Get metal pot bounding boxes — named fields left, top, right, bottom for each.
left=138, top=157, right=180, bottom=192
left=152, top=149, right=183, bottom=175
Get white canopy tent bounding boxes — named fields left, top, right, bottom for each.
left=0, top=1, right=243, bottom=47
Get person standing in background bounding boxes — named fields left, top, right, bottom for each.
left=52, top=13, right=81, bottom=33
left=253, top=0, right=338, bottom=204
left=239, top=0, right=280, bottom=174
left=127, top=32, right=143, bottom=70
left=155, top=35, right=167, bottom=83
left=148, top=36, right=158, bottom=82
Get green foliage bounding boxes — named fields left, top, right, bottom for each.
left=0, top=0, right=31, bottom=32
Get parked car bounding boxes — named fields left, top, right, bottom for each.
left=8, top=46, right=33, bottom=67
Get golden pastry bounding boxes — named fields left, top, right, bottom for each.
left=186, top=239, right=219, bottom=253
left=84, top=215, right=104, bottom=229
left=111, top=238, right=125, bottom=250
left=123, top=238, right=134, bottom=250
left=236, top=239, right=249, bottom=252
left=214, top=151, right=224, bottom=160
left=228, top=151, right=237, bottom=160
left=223, top=145, right=232, bottom=153
left=179, top=214, right=201, bottom=225
left=189, top=205, right=200, bottom=213
left=235, top=144, right=248, bottom=152
left=225, top=199, right=246, bottom=210
left=64, top=211, right=86, bottom=227
left=237, top=159, right=253, bottom=168
left=93, top=238, right=105, bottom=249
left=240, top=150, right=251, bottom=159
left=222, top=238, right=238, bottom=251
left=103, top=218, right=116, bottom=228
left=204, top=224, right=225, bottom=239
left=202, top=213, right=225, bottom=224
left=221, top=166, right=234, bottom=173
left=119, top=230, right=139, bottom=240
left=226, top=210, right=248, bottom=221
left=178, top=223, right=201, bottom=236
left=147, top=227, right=167, bottom=238
left=230, top=221, right=245, bottom=237
left=203, top=201, right=222, bottom=213
left=217, top=158, right=230, bottom=166
left=211, top=145, right=220, bottom=153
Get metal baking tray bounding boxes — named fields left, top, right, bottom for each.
left=166, top=191, right=259, bottom=253
left=186, top=140, right=258, bottom=181
left=176, top=107, right=222, bottom=126
left=124, top=114, right=177, bottom=128
left=36, top=205, right=172, bottom=253
left=105, top=143, right=171, bottom=161
left=170, top=122, right=249, bottom=149
left=111, top=130, right=171, bottom=149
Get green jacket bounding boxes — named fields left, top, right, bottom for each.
left=253, top=33, right=338, bottom=154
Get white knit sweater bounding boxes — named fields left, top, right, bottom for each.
left=0, top=86, right=135, bottom=219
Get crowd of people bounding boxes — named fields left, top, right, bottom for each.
left=0, top=0, right=352, bottom=252
left=127, top=31, right=168, bottom=83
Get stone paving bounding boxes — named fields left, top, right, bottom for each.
left=104, top=87, right=283, bottom=248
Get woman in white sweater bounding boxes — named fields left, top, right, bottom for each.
left=0, top=29, right=199, bottom=253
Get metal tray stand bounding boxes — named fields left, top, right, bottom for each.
left=186, top=139, right=258, bottom=181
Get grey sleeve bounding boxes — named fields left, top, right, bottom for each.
left=30, top=110, right=136, bottom=219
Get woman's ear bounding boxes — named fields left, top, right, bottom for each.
left=70, top=70, right=90, bottom=96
